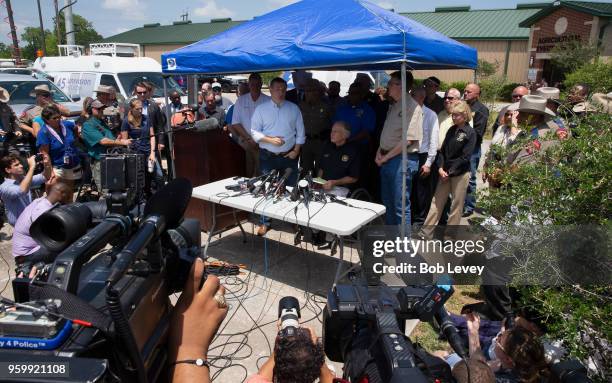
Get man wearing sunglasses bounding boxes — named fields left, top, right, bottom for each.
left=133, top=82, right=166, bottom=160
left=490, top=85, right=528, bottom=137
left=19, top=84, right=70, bottom=153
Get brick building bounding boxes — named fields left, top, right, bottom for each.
left=519, top=1, right=612, bottom=85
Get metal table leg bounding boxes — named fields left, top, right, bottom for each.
left=232, top=208, right=247, bottom=243
left=333, top=236, right=345, bottom=285
left=203, top=203, right=217, bottom=258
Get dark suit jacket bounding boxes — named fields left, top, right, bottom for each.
left=469, top=99, right=490, bottom=150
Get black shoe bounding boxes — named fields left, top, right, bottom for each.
left=462, top=210, right=474, bottom=217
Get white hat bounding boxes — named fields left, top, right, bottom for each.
left=508, top=95, right=555, bottom=117
left=533, top=87, right=560, bottom=101
left=0, top=86, right=9, bottom=103
left=211, top=82, right=222, bottom=90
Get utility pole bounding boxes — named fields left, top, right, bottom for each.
left=36, top=0, right=46, bottom=55
left=5, top=0, right=21, bottom=64
left=54, top=0, right=62, bottom=46
left=64, top=0, right=75, bottom=46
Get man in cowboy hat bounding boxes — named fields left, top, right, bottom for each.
left=591, top=92, right=612, bottom=114
left=533, top=86, right=566, bottom=130
left=95, top=85, right=122, bottom=134
left=19, top=84, right=70, bottom=139
left=0, top=86, right=22, bottom=157
left=567, top=83, right=596, bottom=117
left=507, top=95, right=568, bottom=165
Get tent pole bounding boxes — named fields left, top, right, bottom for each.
left=162, top=76, right=176, bottom=180
left=400, top=62, right=408, bottom=238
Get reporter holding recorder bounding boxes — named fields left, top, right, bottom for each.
left=169, top=258, right=228, bottom=383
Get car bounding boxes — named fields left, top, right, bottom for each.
left=222, top=75, right=248, bottom=92
left=0, top=73, right=82, bottom=117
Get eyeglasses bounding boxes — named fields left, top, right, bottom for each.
left=511, top=94, right=524, bottom=99
left=136, top=91, right=147, bottom=95
left=444, top=96, right=457, bottom=101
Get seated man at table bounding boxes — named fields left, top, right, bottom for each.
left=317, top=121, right=360, bottom=197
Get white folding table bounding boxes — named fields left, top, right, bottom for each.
left=192, top=177, right=386, bottom=282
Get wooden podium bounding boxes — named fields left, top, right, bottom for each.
left=173, top=128, right=246, bottom=232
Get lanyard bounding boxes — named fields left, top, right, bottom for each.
left=45, top=123, right=66, bottom=145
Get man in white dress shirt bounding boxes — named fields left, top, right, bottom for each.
left=411, top=87, right=440, bottom=225
left=251, top=77, right=305, bottom=235
left=230, top=73, right=271, bottom=177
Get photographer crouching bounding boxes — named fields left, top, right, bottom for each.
left=245, top=297, right=337, bottom=383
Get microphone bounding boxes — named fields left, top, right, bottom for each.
left=253, top=169, right=278, bottom=196
left=298, top=179, right=310, bottom=208
left=189, top=118, right=220, bottom=133
left=435, top=307, right=468, bottom=359
left=290, top=168, right=303, bottom=201
left=273, top=168, right=293, bottom=198
left=328, top=193, right=349, bottom=206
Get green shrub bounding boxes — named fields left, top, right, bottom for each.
left=449, top=81, right=468, bottom=92
left=499, top=82, right=521, bottom=101
left=480, top=113, right=612, bottom=380
left=563, top=61, right=612, bottom=94
left=260, top=71, right=282, bottom=87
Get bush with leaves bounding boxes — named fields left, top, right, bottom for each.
left=480, top=113, right=611, bottom=380
left=563, top=61, right=612, bottom=94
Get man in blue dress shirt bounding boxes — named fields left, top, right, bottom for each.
left=251, top=77, right=305, bottom=235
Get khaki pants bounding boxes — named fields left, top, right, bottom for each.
left=424, top=172, right=470, bottom=227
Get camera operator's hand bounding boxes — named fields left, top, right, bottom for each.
left=465, top=312, right=480, bottom=334
left=169, top=258, right=228, bottom=383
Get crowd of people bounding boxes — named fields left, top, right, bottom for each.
left=0, top=67, right=607, bottom=383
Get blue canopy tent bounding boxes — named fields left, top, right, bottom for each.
left=161, top=0, right=477, bottom=234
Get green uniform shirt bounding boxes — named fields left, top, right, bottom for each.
left=82, top=117, right=114, bottom=160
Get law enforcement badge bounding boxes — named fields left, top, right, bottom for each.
left=457, top=132, right=466, bottom=142
left=341, top=154, right=349, bottom=162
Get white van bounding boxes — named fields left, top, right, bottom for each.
left=33, top=43, right=185, bottom=104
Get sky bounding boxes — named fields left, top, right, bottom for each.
left=0, top=0, right=607, bottom=45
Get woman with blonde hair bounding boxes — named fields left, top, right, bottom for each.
left=120, top=98, right=155, bottom=197
left=424, top=101, right=476, bottom=227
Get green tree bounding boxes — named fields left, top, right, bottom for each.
left=550, top=40, right=600, bottom=75
left=20, top=27, right=58, bottom=60
left=475, top=59, right=498, bottom=81
left=55, top=13, right=103, bottom=47
left=0, top=43, right=13, bottom=59
left=564, top=61, right=612, bottom=94
left=19, top=13, right=102, bottom=60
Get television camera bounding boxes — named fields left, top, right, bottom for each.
left=0, top=172, right=202, bottom=383
left=323, top=231, right=467, bottom=383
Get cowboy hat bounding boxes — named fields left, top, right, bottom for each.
left=591, top=92, right=612, bottom=114
left=29, top=84, right=51, bottom=97
left=508, top=95, right=555, bottom=117
left=95, top=85, right=115, bottom=94
left=0, top=86, right=9, bottom=103
left=533, top=87, right=560, bottom=101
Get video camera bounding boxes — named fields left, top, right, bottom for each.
left=0, top=177, right=201, bottom=383
left=323, top=233, right=467, bottom=383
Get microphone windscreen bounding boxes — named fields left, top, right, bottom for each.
left=144, top=177, right=192, bottom=228
left=298, top=179, right=309, bottom=188
left=194, top=117, right=220, bottom=132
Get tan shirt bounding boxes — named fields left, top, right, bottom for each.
left=437, top=110, right=473, bottom=150
left=379, top=95, right=422, bottom=152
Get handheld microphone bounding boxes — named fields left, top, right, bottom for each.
left=298, top=179, right=310, bottom=208
left=253, top=169, right=278, bottom=196
left=328, top=193, right=349, bottom=206
left=273, top=168, right=293, bottom=198
left=435, top=307, right=468, bottom=359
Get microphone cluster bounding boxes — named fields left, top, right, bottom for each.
left=224, top=168, right=350, bottom=208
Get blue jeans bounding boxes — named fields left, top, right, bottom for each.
left=258, top=150, right=299, bottom=226
left=380, top=154, right=419, bottom=226
left=464, top=146, right=481, bottom=214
